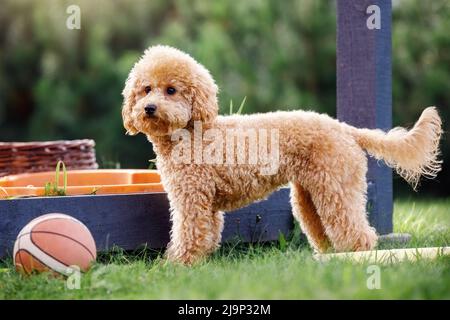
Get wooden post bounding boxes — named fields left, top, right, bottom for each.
left=336, top=0, right=393, bottom=234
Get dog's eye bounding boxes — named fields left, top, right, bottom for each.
left=144, top=86, right=151, bottom=94
left=166, top=87, right=176, bottom=95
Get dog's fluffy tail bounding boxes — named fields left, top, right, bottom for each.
left=349, top=107, right=443, bottom=190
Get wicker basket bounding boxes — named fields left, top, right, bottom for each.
left=0, top=139, right=98, bottom=177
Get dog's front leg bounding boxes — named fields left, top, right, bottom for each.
left=165, top=188, right=223, bottom=265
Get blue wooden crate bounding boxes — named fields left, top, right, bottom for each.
left=0, top=188, right=293, bottom=258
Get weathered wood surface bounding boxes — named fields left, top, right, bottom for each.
left=315, top=247, right=450, bottom=264
left=337, top=0, right=393, bottom=234
left=0, top=188, right=293, bottom=258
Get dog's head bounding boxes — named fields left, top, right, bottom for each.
left=122, top=45, right=218, bottom=137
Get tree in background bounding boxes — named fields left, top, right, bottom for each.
left=0, top=0, right=448, bottom=196
left=392, top=0, right=449, bottom=196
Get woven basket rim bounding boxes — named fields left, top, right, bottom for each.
left=0, top=139, right=95, bottom=148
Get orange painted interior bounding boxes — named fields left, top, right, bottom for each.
left=0, top=169, right=165, bottom=198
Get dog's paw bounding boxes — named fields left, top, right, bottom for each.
left=354, top=228, right=378, bottom=251
left=165, top=246, right=203, bottom=266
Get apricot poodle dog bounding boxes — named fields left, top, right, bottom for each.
left=122, top=45, right=442, bottom=265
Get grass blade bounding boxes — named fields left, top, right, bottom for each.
left=236, top=96, right=247, bottom=114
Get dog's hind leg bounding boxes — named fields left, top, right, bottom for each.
left=290, top=183, right=331, bottom=253
left=310, top=185, right=378, bottom=252
left=302, top=137, right=378, bottom=252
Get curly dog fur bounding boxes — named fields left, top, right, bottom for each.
left=122, top=45, right=442, bottom=264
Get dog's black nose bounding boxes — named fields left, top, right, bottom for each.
left=145, top=104, right=157, bottom=116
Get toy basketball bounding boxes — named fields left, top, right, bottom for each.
left=13, top=213, right=97, bottom=276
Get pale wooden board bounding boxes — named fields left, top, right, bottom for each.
left=314, top=247, right=450, bottom=264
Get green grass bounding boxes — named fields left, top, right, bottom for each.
left=0, top=198, right=449, bottom=299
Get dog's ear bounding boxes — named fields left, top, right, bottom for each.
left=121, top=74, right=139, bottom=135
left=190, top=79, right=219, bottom=126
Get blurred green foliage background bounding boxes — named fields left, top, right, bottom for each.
left=0, top=0, right=448, bottom=196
